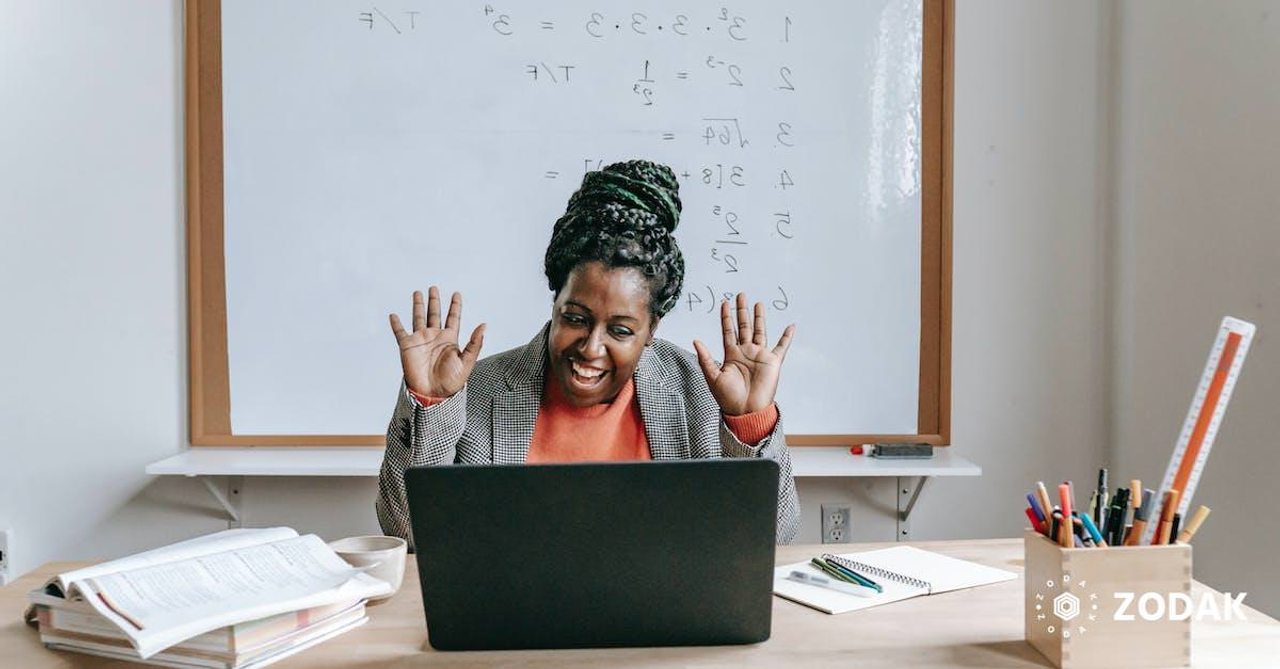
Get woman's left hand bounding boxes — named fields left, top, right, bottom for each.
left=693, top=293, right=796, bottom=416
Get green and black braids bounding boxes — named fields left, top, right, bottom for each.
left=544, top=160, right=685, bottom=319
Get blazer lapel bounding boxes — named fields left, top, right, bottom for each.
left=634, top=346, right=691, bottom=460
left=491, top=324, right=549, bottom=464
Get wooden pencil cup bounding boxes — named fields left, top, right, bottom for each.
left=1023, top=530, right=1191, bottom=668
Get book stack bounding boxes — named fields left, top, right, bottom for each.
left=23, top=527, right=393, bottom=668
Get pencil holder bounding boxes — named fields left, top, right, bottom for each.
left=1023, top=530, right=1191, bottom=668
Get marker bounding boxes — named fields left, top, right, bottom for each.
left=1177, top=505, right=1211, bottom=543
left=1026, top=493, right=1046, bottom=523
left=1130, top=479, right=1142, bottom=509
left=1050, top=510, right=1062, bottom=543
left=1155, top=489, right=1180, bottom=545
left=1080, top=511, right=1107, bottom=547
left=1170, top=513, right=1182, bottom=543
left=787, top=570, right=877, bottom=597
left=1025, top=507, right=1046, bottom=535
left=1035, top=482, right=1055, bottom=529
left=1125, top=488, right=1155, bottom=546
left=1058, top=484, right=1074, bottom=547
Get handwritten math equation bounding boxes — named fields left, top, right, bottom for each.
left=356, top=4, right=805, bottom=313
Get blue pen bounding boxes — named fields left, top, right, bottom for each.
left=1026, top=493, right=1046, bottom=522
left=823, top=559, right=883, bottom=593
left=822, top=554, right=883, bottom=592
left=1080, top=512, right=1106, bottom=546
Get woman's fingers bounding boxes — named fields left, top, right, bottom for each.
left=772, top=324, right=797, bottom=360
left=752, top=301, right=767, bottom=345
left=719, top=299, right=738, bottom=352
left=692, top=340, right=722, bottom=383
left=389, top=313, right=409, bottom=342
left=415, top=289, right=430, bottom=330
left=735, top=293, right=751, bottom=344
left=460, top=323, right=486, bottom=366
left=444, top=291, right=462, bottom=331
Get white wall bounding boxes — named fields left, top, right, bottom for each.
left=1, top=0, right=1118, bottom=607
left=1110, top=0, right=1280, bottom=618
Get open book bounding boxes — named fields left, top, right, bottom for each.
left=773, top=545, right=1016, bottom=614
left=28, top=527, right=392, bottom=659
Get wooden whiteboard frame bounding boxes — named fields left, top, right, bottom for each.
left=186, top=0, right=953, bottom=447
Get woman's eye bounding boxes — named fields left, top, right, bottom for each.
left=610, top=326, right=634, bottom=338
left=564, top=313, right=586, bottom=325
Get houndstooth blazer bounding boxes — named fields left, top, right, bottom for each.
left=377, top=322, right=801, bottom=545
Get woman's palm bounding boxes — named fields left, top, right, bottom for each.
left=390, top=288, right=485, bottom=398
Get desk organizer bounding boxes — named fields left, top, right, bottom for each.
left=1023, top=530, right=1191, bottom=668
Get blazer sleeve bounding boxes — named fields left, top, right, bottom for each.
left=376, top=379, right=468, bottom=543
left=720, top=406, right=801, bottom=545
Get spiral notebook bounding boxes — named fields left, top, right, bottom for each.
left=772, top=546, right=1016, bottom=614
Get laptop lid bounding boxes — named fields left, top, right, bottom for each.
left=405, top=459, right=779, bottom=651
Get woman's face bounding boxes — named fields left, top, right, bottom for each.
left=547, top=262, right=657, bottom=406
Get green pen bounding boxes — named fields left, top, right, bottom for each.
left=810, top=558, right=858, bottom=585
left=822, top=554, right=883, bottom=592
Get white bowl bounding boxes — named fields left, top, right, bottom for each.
left=327, top=535, right=407, bottom=602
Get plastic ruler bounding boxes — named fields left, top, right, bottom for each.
left=1140, top=316, right=1255, bottom=545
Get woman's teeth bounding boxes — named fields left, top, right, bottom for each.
left=571, top=361, right=607, bottom=380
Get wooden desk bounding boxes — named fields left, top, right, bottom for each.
left=3, top=540, right=1277, bottom=667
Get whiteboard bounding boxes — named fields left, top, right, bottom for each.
left=217, top=0, right=927, bottom=437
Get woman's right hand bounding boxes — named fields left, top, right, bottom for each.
left=389, top=287, right=486, bottom=398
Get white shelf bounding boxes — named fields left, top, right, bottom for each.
left=145, top=446, right=980, bottom=478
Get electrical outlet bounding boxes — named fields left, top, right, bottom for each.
left=0, top=528, right=10, bottom=586
left=821, top=504, right=852, bottom=544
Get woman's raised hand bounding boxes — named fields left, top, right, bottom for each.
left=389, top=287, right=486, bottom=398
left=692, top=293, right=796, bottom=416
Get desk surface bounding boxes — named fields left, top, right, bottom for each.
left=3, top=539, right=1276, bottom=667
left=144, top=446, right=982, bottom=478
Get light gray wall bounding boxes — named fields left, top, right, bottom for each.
left=1110, top=0, right=1280, bottom=617
left=0, top=0, right=1130, bottom=610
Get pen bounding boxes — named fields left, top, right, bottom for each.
left=1050, top=510, right=1062, bottom=543
left=1177, top=505, right=1211, bottom=543
left=810, top=558, right=856, bottom=584
left=821, top=555, right=883, bottom=592
left=787, top=570, right=877, bottom=597
left=1170, top=513, right=1182, bottom=544
left=1095, top=468, right=1108, bottom=525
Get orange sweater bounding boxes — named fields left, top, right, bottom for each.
left=410, top=378, right=778, bottom=463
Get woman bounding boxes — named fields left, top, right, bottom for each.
left=377, top=160, right=800, bottom=544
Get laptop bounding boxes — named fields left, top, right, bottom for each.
left=404, top=459, right=779, bottom=651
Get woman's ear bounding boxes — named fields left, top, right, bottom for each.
left=646, top=316, right=661, bottom=346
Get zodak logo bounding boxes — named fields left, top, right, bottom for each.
left=1035, top=574, right=1248, bottom=637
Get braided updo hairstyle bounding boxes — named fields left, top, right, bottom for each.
left=544, top=160, right=685, bottom=320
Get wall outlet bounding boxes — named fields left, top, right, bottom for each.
left=820, top=504, right=852, bottom=544
left=0, top=529, right=10, bottom=586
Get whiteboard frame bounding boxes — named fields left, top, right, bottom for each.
left=185, top=0, right=953, bottom=447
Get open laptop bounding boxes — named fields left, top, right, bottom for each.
left=404, top=459, right=779, bottom=651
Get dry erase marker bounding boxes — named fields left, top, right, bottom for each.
left=787, top=571, right=877, bottom=597
left=1177, top=505, right=1211, bottom=543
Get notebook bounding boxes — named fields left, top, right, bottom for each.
left=772, top=545, right=1017, bottom=614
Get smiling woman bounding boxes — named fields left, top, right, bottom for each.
left=376, top=160, right=801, bottom=545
